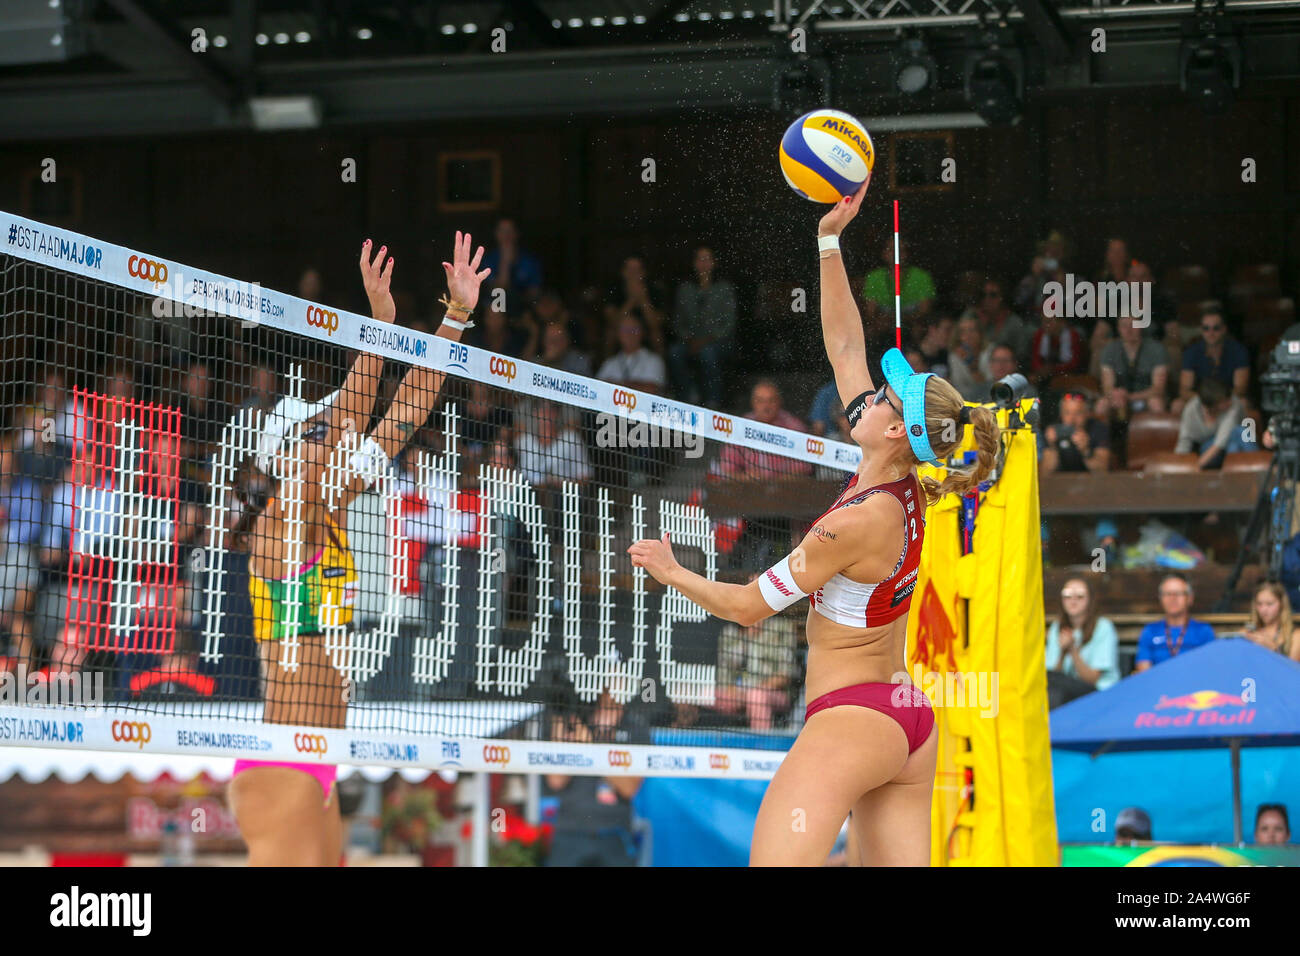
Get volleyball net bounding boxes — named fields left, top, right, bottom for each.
left=0, top=211, right=862, bottom=778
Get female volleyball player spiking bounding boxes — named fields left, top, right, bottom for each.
left=227, top=232, right=490, bottom=866
left=629, top=178, right=1001, bottom=866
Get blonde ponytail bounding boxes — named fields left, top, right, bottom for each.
left=913, top=377, right=1002, bottom=506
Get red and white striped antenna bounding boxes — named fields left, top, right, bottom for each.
left=893, top=199, right=902, bottom=351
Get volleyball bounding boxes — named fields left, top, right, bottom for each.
left=779, top=109, right=875, bottom=203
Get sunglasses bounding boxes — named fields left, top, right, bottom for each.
left=873, top=387, right=902, bottom=418
left=1061, top=590, right=1087, bottom=599
left=300, top=421, right=329, bottom=443
left=1202, top=323, right=1223, bottom=332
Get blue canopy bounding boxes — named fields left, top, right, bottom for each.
left=1050, top=636, right=1300, bottom=754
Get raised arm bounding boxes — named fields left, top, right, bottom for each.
left=326, top=231, right=490, bottom=511
left=322, top=240, right=392, bottom=455
left=816, top=177, right=875, bottom=408
left=366, top=230, right=490, bottom=464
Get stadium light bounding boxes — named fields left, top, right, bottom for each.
left=249, top=96, right=322, bottom=130
left=894, top=35, right=938, bottom=95
left=1180, top=37, right=1240, bottom=113
left=964, top=40, right=1023, bottom=126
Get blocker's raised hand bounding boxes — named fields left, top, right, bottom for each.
left=359, top=239, right=396, bottom=324
left=442, top=230, right=492, bottom=312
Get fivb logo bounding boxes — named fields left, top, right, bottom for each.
left=149, top=266, right=262, bottom=324
left=50, top=886, right=151, bottom=937
left=1042, top=274, right=1151, bottom=327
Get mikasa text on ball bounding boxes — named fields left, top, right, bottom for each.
left=779, top=109, right=875, bottom=203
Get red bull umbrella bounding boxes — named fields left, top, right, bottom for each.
left=1050, top=636, right=1300, bottom=842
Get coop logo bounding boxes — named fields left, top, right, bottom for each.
left=127, top=254, right=169, bottom=286
left=806, top=438, right=825, bottom=457
left=489, top=356, right=517, bottom=382
left=446, top=342, right=469, bottom=373
left=1136, top=689, right=1254, bottom=729
left=709, top=753, right=730, bottom=771
left=607, top=749, right=632, bottom=768
left=306, top=305, right=339, bottom=335
left=111, top=720, right=152, bottom=749
left=294, top=733, right=329, bottom=757
left=712, top=414, right=733, bottom=435
left=612, top=388, right=638, bottom=412
left=482, top=744, right=511, bottom=766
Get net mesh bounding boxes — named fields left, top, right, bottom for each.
left=0, top=216, right=859, bottom=772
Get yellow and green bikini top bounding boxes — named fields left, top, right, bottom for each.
left=248, top=505, right=356, bottom=643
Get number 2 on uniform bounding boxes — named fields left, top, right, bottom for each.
left=909, top=517, right=918, bottom=541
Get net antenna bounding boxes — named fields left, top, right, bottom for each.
left=893, top=199, right=902, bottom=351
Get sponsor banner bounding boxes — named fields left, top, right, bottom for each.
left=0, top=706, right=787, bottom=779
left=1, top=210, right=858, bottom=473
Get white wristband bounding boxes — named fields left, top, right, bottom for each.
left=817, top=235, right=841, bottom=256
left=758, top=555, right=810, bottom=612
left=442, top=314, right=474, bottom=331
left=347, top=435, right=391, bottom=490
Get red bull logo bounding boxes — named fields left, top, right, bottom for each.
left=1137, top=689, right=1254, bottom=729
left=1156, top=690, right=1245, bottom=711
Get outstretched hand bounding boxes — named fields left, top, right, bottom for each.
left=627, top=533, right=680, bottom=586
left=359, top=239, right=396, bottom=324
left=442, top=231, right=492, bottom=311
left=817, top=174, right=871, bottom=238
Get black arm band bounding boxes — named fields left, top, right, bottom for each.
left=845, top=389, right=874, bottom=429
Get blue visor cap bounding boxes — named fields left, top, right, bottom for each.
left=880, top=347, right=939, bottom=464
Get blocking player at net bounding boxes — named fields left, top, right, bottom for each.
left=628, top=178, right=1002, bottom=866
left=227, top=232, right=490, bottom=866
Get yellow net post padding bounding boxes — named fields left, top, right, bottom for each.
left=906, top=399, right=1058, bottom=866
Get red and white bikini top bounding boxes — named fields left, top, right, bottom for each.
left=809, top=472, right=925, bottom=627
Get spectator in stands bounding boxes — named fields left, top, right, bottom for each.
left=808, top=380, right=841, bottom=438
left=1029, top=311, right=1085, bottom=386
left=1012, top=231, right=1068, bottom=325
left=862, top=239, right=935, bottom=326
left=1175, top=378, right=1256, bottom=469
left=1254, top=804, right=1291, bottom=845
left=1115, top=806, right=1152, bottom=842
left=597, top=314, right=667, bottom=395
left=607, top=257, right=668, bottom=357
left=714, top=588, right=800, bottom=730
left=179, top=358, right=226, bottom=461
left=1099, top=237, right=1137, bottom=285
left=543, top=663, right=647, bottom=867
left=240, top=363, right=279, bottom=415
left=461, top=380, right=515, bottom=456
left=1042, top=394, right=1111, bottom=474
left=913, top=315, right=953, bottom=377
left=467, top=305, right=534, bottom=358
left=1176, top=302, right=1250, bottom=413
left=947, top=315, right=992, bottom=401
left=1096, top=314, right=1168, bottom=419
left=966, top=277, right=1030, bottom=367
left=1241, top=581, right=1300, bottom=662
left=1133, top=573, right=1216, bottom=672
left=297, top=267, right=323, bottom=302
left=1128, top=261, right=1176, bottom=342
left=670, top=246, right=735, bottom=407
left=1045, top=576, right=1120, bottom=707
left=533, top=320, right=593, bottom=377
left=0, top=442, right=42, bottom=672
left=483, top=218, right=543, bottom=311
left=711, top=380, right=813, bottom=480
left=514, top=401, right=593, bottom=490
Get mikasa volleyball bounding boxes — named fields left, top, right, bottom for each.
left=779, top=109, right=875, bottom=203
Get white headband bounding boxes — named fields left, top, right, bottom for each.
left=255, top=389, right=341, bottom=474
